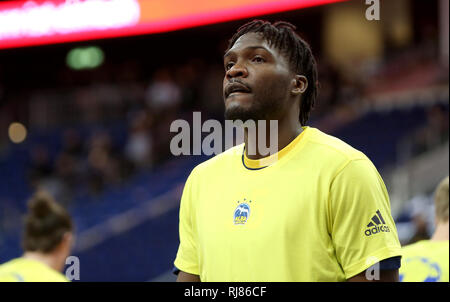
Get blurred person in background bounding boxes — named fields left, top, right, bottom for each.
left=146, top=68, right=183, bottom=162
left=28, top=145, right=54, bottom=189
left=27, top=145, right=73, bottom=208
left=0, top=191, right=74, bottom=282
left=125, top=110, right=154, bottom=170
left=407, top=194, right=435, bottom=244
left=145, top=68, right=182, bottom=115
left=86, top=130, right=121, bottom=195
left=400, top=176, right=449, bottom=282
left=412, top=104, right=449, bottom=156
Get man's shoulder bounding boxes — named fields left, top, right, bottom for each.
left=306, top=127, right=367, bottom=162
left=0, top=258, right=69, bottom=282
left=0, top=258, right=24, bottom=272
left=402, top=240, right=449, bottom=255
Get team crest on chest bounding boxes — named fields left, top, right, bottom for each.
left=234, top=202, right=251, bottom=225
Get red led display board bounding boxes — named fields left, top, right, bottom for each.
left=0, top=0, right=345, bottom=49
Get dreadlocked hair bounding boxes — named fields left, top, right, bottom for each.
left=227, top=20, right=318, bottom=126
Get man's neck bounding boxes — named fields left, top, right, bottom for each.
left=244, top=117, right=303, bottom=160
left=23, top=251, right=61, bottom=272
left=431, top=220, right=449, bottom=241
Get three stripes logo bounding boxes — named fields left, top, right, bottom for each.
left=365, top=210, right=391, bottom=236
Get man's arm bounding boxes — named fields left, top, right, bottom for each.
left=329, top=159, right=402, bottom=280
left=348, top=269, right=399, bottom=282
left=176, top=271, right=201, bottom=282
left=174, top=171, right=200, bottom=282
left=348, top=256, right=401, bottom=282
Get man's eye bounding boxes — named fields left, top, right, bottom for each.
left=253, top=56, right=265, bottom=63
left=225, top=62, right=234, bottom=70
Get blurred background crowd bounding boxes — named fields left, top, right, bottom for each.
left=0, top=0, right=448, bottom=281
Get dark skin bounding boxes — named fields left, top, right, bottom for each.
left=176, top=269, right=399, bottom=282
left=348, top=270, right=399, bottom=282
left=177, top=32, right=398, bottom=282
left=177, top=271, right=201, bottom=282
left=222, top=32, right=306, bottom=160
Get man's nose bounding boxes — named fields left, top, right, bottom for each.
left=226, top=63, right=248, bottom=80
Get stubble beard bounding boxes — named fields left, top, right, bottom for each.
left=224, top=95, right=280, bottom=122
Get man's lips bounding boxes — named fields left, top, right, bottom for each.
left=227, top=91, right=252, bottom=99
left=225, top=82, right=251, bottom=98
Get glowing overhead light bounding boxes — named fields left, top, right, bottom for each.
left=0, top=0, right=140, bottom=39
left=66, top=46, right=104, bottom=70
left=8, top=122, right=27, bottom=144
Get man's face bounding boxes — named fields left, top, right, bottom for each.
left=223, top=32, right=293, bottom=121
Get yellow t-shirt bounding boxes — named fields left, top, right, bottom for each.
left=174, top=126, right=401, bottom=281
left=400, top=240, right=449, bottom=282
left=0, top=258, right=68, bottom=282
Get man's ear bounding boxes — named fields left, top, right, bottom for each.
left=56, top=232, right=74, bottom=252
left=291, top=75, right=308, bottom=95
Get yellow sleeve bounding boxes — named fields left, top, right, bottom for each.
left=329, top=158, right=402, bottom=279
left=173, top=170, right=200, bottom=276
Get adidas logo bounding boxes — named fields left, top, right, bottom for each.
left=364, top=210, right=390, bottom=236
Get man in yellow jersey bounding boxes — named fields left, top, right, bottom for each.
left=174, top=20, right=402, bottom=282
left=0, top=191, right=74, bottom=282
left=400, top=176, right=449, bottom=282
